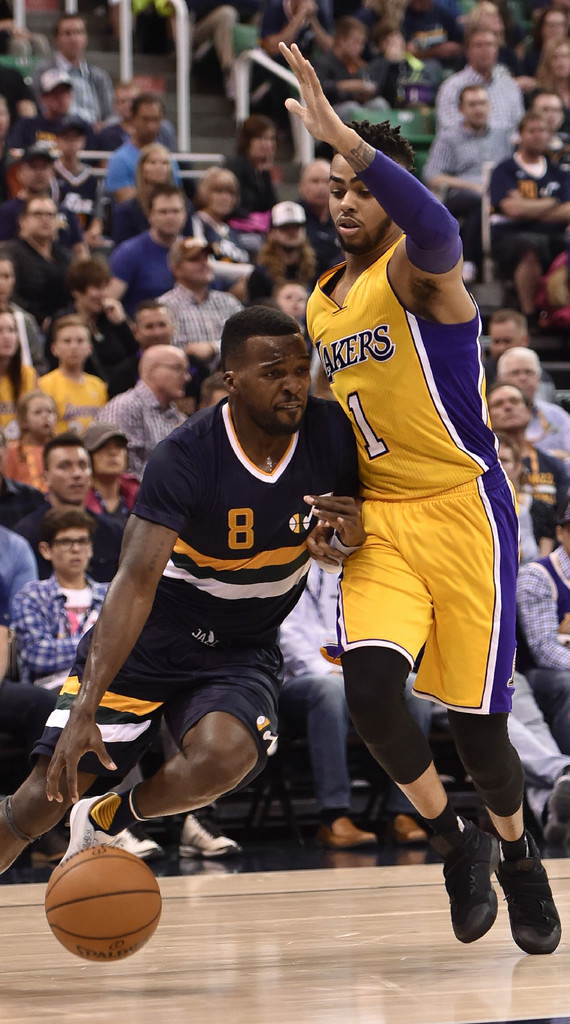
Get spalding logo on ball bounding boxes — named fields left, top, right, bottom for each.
left=45, top=845, right=162, bottom=961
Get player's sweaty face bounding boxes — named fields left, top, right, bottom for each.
left=329, top=154, right=392, bottom=254
left=235, top=333, right=311, bottom=435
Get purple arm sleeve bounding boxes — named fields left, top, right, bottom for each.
left=357, top=149, right=462, bottom=274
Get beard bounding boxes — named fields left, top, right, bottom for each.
left=335, top=213, right=394, bottom=255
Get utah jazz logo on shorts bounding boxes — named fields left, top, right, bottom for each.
left=256, top=715, right=278, bottom=756
left=288, top=510, right=313, bottom=534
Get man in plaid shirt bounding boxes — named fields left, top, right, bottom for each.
left=159, top=237, right=242, bottom=383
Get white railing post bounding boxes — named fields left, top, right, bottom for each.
left=163, top=0, right=191, bottom=152
left=64, top=0, right=78, bottom=13
left=233, top=48, right=313, bottom=165
left=12, top=0, right=25, bottom=31
left=119, top=0, right=133, bottom=82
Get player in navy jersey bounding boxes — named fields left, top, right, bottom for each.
left=0, top=306, right=362, bottom=872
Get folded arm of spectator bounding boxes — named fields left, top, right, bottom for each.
left=498, top=190, right=559, bottom=219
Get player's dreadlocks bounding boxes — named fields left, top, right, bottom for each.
left=343, top=120, right=415, bottom=172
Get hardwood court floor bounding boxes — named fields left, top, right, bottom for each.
left=1, top=859, right=569, bottom=1024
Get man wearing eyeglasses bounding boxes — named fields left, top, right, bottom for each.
left=0, top=146, right=86, bottom=257
left=11, top=506, right=106, bottom=688
left=96, top=344, right=188, bottom=479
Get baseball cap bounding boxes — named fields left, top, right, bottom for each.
left=20, top=144, right=56, bottom=164
left=56, top=115, right=89, bottom=137
left=40, top=68, right=73, bottom=94
left=82, top=422, right=128, bottom=453
left=558, top=501, right=570, bottom=526
left=271, top=201, right=306, bottom=228
left=169, top=236, right=213, bottom=266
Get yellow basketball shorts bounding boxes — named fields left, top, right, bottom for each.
left=332, top=467, right=518, bottom=714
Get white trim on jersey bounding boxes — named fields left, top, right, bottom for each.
left=222, top=402, right=299, bottom=483
left=162, top=557, right=311, bottom=598
left=405, top=310, right=491, bottom=474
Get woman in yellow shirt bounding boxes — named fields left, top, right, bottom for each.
left=0, top=309, right=37, bottom=439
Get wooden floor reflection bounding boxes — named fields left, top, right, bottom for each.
left=1, top=859, right=569, bottom=1024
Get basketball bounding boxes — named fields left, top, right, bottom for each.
left=44, top=845, right=162, bottom=961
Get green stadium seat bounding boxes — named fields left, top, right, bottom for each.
left=233, top=23, right=259, bottom=55
left=0, top=55, right=39, bottom=84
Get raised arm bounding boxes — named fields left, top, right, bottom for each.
left=45, top=515, right=178, bottom=803
left=280, top=43, right=475, bottom=323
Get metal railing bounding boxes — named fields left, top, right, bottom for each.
left=12, top=0, right=192, bottom=152
left=117, top=0, right=191, bottom=151
left=81, top=150, right=223, bottom=181
left=234, top=46, right=314, bottom=166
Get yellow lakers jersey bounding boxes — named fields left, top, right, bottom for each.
left=307, top=243, right=499, bottom=499
left=39, top=369, right=108, bottom=435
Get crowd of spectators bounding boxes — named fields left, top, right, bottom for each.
left=3, top=0, right=570, bottom=862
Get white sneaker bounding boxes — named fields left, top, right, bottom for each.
left=113, top=825, right=164, bottom=861
left=179, top=813, right=241, bottom=858
left=61, top=794, right=123, bottom=863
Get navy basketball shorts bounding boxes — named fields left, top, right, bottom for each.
left=32, top=620, right=282, bottom=785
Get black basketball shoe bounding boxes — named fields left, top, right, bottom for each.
left=432, top=819, right=500, bottom=943
left=496, top=833, right=561, bottom=955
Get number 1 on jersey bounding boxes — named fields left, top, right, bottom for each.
left=347, top=392, right=389, bottom=459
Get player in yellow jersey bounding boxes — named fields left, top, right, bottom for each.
left=281, top=42, right=561, bottom=955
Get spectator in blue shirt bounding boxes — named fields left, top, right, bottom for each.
left=108, top=184, right=188, bottom=318
left=104, top=93, right=181, bottom=205
left=0, top=523, right=37, bottom=612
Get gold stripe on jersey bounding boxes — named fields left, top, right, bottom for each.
left=307, top=241, right=489, bottom=499
left=172, top=537, right=308, bottom=572
left=60, top=675, right=164, bottom=715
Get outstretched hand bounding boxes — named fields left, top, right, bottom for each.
left=46, top=714, right=117, bottom=805
left=279, top=42, right=348, bottom=148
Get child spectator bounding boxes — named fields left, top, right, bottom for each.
left=11, top=505, right=106, bottom=688
left=274, top=280, right=308, bottom=325
left=3, top=390, right=56, bottom=492
left=54, top=116, right=103, bottom=250
left=0, top=310, right=37, bottom=439
left=39, top=315, right=107, bottom=434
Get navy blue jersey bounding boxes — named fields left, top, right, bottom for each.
left=134, top=396, right=359, bottom=646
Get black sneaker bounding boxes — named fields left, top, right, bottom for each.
left=496, top=833, right=561, bottom=955
left=432, top=820, right=500, bottom=943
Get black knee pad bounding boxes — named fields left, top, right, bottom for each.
left=341, top=647, right=433, bottom=785
left=448, top=710, right=524, bottom=817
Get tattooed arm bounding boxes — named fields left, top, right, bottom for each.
left=280, top=42, right=473, bottom=322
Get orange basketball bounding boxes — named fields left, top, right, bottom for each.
left=45, top=845, right=162, bottom=961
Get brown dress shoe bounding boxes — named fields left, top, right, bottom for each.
left=316, top=816, right=378, bottom=849
left=390, top=813, right=429, bottom=845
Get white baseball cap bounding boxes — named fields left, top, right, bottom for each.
left=271, top=201, right=306, bottom=228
